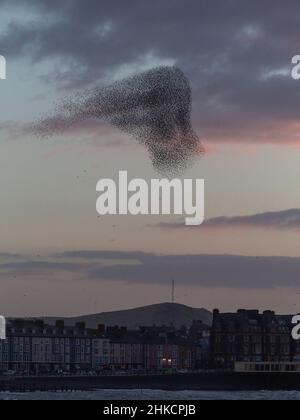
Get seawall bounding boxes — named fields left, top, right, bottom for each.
left=1, top=373, right=300, bottom=392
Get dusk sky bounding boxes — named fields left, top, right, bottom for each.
left=1, top=0, right=300, bottom=316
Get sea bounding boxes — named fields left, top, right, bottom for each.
left=0, top=389, right=299, bottom=400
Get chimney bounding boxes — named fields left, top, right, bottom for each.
left=97, top=324, right=105, bottom=334
left=55, top=320, right=65, bottom=328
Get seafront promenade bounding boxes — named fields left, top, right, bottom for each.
left=1, top=372, right=300, bottom=393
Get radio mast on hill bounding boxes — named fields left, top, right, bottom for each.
left=171, top=280, right=175, bottom=304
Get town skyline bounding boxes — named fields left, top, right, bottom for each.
left=0, top=307, right=298, bottom=381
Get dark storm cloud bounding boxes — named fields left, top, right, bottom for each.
left=2, top=0, right=300, bottom=143
left=1, top=251, right=300, bottom=290
left=156, top=209, right=300, bottom=231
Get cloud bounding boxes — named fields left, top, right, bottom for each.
left=56, top=250, right=154, bottom=261
left=0, top=121, right=33, bottom=140
left=84, top=252, right=300, bottom=289
left=1, top=0, right=300, bottom=144
left=156, top=209, right=300, bottom=231
left=206, top=209, right=300, bottom=229
left=1, top=250, right=300, bottom=290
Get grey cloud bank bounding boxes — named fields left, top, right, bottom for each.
left=1, top=250, right=300, bottom=290
left=157, top=209, right=300, bottom=231
left=205, top=209, right=300, bottom=230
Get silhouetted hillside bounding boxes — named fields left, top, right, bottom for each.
left=41, top=303, right=212, bottom=329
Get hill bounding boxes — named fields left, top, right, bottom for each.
left=41, top=303, right=212, bottom=329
